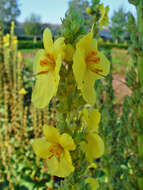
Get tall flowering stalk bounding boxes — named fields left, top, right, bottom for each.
left=0, top=22, right=54, bottom=189
left=124, top=0, right=143, bottom=189
left=32, top=2, right=110, bottom=189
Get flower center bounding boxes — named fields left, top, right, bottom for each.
left=86, top=51, right=103, bottom=74
left=48, top=143, right=63, bottom=160
left=37, top=53, right=56, bottom=75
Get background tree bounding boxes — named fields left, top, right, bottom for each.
left=0, top=0, right=20, bottom=32
left=24, top=13, right=42, bottom=36
left=110, top=7, right=130, bottom=42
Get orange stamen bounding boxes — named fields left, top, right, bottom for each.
left=38, top=53, right=55, bottom=76
left=86, top=51, right=100, bottom=64
left=37, top=71, right=49, bottom=75
left=91, top=51, right=97, bottom=56
left=49, top=148, right=54, bottom=153
left=47, top=144, right=62, bottom=160
left=40, top=59, right=48, bottom=66
left=86, top=51, right=103, bottom=74
left=48, top=154, right=54, bottom=159
left=87, top=57, right=100, bottom=63
left=56, top=152, right=60, bottom=156
left=45, top=53, right=55, bottom=65
left=91, top=68, right=103, bottom=74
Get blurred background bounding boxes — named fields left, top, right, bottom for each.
left=0, top=0, right=136, bottom=41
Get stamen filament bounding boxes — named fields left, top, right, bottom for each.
left=37, top=70, right=49, bottom=75
left=90, top=68, right=103, bottom=74
left=48, top=154, right=54, bottom=159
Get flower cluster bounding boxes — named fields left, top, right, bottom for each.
left=32, top=27, right=110, bottom=179
left=33, top=125, right=76, bottom=177
left=32, top=27, right=110, bottom=108
left=33, top=107, right=103, bottom=177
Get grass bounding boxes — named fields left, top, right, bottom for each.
left=111, top=48, right=133, bottom=74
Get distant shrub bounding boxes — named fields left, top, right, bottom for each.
left=18, top=41, right=43, bottom=49
left=100, top=43, right=128, bottom=49
left=18, top=41, right=128, bottom=50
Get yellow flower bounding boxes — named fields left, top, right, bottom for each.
left=33, top=125, right=76, bottom=177
left=98, top=4, right=109, bottom=28
left=4, top=141, right=8, bottom=147
left=81, top=108, right=104, bottom=162
left=88, top=162, right=97, bottom=170
left=18, top=52, right=22, bottom=62
left=3, top=34, right=10, bottom=47
left=86, top=7, right=91, bottom=14
left=10, top=21, right=15, bottom=34
left=19, top=88, right=27, bottom=95
left=73, top=30, right=110, bottom=105
left=98, top=38, right=103, bottom=44
left=11, top=36, right=18, bottom=49
left=85, top=178, right=99, bottom=190
left=32, top=28, right=65, bottom=108
left=73, top=116, right=77, bottom=121
left=11, top=21, right=15, bottom=29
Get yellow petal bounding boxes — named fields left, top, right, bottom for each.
left=82, top=108, right=88, bottom=123
left=86, top=133, right=104, bottom=162
left=86, top=7, right=91, bottom=14
left=83, top=109, right=100, bottom=132
left=91, top=39, right=98, bottom=51
left=98, top=51, right=110, bottom=77
left=53, top=37, right=65, bottom=60
left=32, top=138, right=51, bottom=158
left=64, top=44, right=75, bottom=62
left=59, top=133, right=76, bottom=150
left=47, top=156, right=59, bottom=175
left=19, top=88, right=27, bottom=95
left=33, top=49, right=46, bottom=75
left=32, top=72, right=58, bottom=108
left=47, top=150, right=74, bottom=177
left=43, top=125, right=60, bottom=143
left=53, top=54, right=62, bottom=84
left=55, top=150, right=74, bottom=177
left=79, top=52, right=110, bottom=105
left=88, top=163, right=97, bottom=169
left=80, top=69, right=97, bottom=105
left=43, top=27, right=53, bottom=53
left=76, top=31, right=93, bottom=57
left=72, top=48, right=86, bottom=89
left=85, top=178, right=99, bottom=190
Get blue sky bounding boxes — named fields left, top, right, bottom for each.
left=18, top=0, right=136, bottom=24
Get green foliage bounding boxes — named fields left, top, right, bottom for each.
left=100, top=43, right=128, bottom=49
left=110, top=7, right=130, bottom=41
left=18, top=41, right=43, bottom=49
left=128, top=0, right=139, bottom=5
left=62, top=9, right=87, bottom=44
left=0, top=0, right=20, bottom=32
left=24, top=13, right=42, bottom=36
